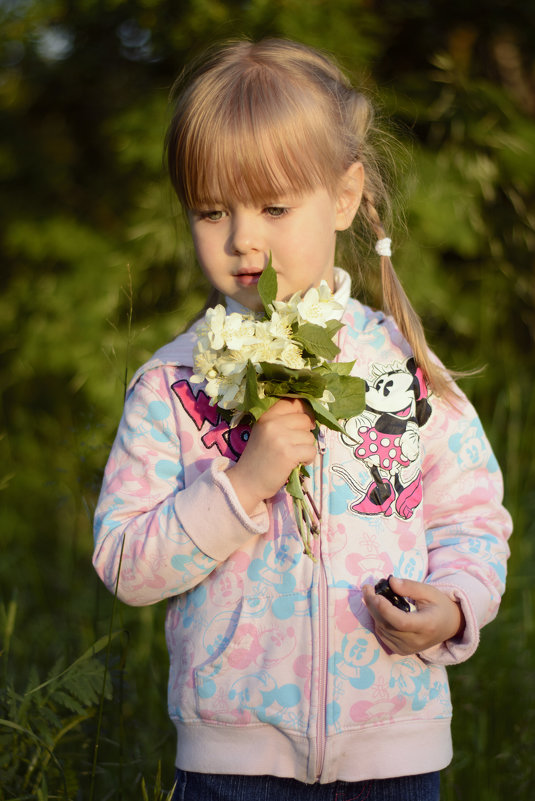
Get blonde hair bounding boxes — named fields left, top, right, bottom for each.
left=166, top=38, right=454, bottom=399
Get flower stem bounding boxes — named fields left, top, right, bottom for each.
left=288, top=468, right=320, bottom=560
left=304, top=486, right=321, bottom=522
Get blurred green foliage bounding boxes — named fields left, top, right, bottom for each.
left=1, top=0, right=534, bottom=797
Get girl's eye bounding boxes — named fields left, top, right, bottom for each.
left=198, top=210, right=227, bottom=222
left=264, top=206, right=288, bottom=218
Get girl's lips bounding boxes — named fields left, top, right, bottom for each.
left=235, top=271, right=262, bottom=287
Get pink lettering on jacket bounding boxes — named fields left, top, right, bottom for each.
left=172, top=380, right=250, bottom=461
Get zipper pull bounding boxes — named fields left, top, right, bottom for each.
left=317, top=425, right=327, bottom=455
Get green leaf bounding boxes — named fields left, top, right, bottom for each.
left=261, top=374, right=327, bottom=400
left=258, top=363, right=327, bottom=399
left=259, top=362, right=316, bottom=382
left=243, top=362, right=276, bottom=420
left=257, top=254, right=277, bottom=316
left=250, top=396, right=278, bottom=421
left=320, top=360, right=355, bottom=376
left=324, top=319, right=344, bottom=338
left=292, top=323, right=341, bottom=360
left=304, top=396, right=348, bottom=434
left=261, top=380, right=291, bottom=396
left=323, top=374, right=366, bottom=419
left=24, top=631, right=122, bottom=697
left=286, top=467, right=305, bottom=500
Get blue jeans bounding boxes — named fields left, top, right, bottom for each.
left=171, top=769, right=440, bottom=800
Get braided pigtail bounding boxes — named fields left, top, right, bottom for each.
left=361, top=191, right=455, bottom=400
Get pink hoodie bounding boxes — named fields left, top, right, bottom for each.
left=93, top=274, right=511, bottom=783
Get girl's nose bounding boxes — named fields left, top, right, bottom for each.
left=230, top=211, right=260, bottom=254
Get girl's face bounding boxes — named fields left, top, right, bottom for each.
left=187, top=164, right=363, bottom=311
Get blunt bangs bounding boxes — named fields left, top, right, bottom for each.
left=168, top=51, right=347, bottom=209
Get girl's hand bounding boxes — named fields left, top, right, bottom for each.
left=362, top=576, right=465, bottom=655
left=226, top=398, right=317, bottom=515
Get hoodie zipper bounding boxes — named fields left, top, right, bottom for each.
left=315, top=426, right=328, bottom=780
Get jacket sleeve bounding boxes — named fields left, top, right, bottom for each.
left=92, top=369, right=269, bottom=606
left=418, top=385, right=512, bottom=665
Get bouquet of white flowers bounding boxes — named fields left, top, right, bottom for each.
left=191, top=260, right=365, bottom=558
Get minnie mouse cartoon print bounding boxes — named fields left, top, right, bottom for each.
left=333, top=358, right=432, bottom=520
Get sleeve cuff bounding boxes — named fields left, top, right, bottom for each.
left=418, top=573, right=489, bottom=665
left=175, top=458, right=270, bottom=562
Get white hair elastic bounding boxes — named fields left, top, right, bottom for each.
left=375, top=237, right=392, bottom=258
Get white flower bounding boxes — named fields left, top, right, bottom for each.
left=266, top=311, right=293, bottom=341
left=297, top=281, right=343, bottom=327
left=247, top=341, right=282, bottom=365
left=217, top=374, right=247, bottom=408
left=271, top=293, right=300, bottom=324
left=223, top=313, right=256, bottom=350
left=191, top=344, right=218, bottom=384
left=203, top=305, right=227, bottom=350
left=278, top=343, right=307, bottom=370
left=217, top=347, right=252, bottom=377
left=203, top=374, right=222, bottom=401
left=235, top=321, right=283, bottom=365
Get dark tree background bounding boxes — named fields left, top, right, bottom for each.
left=1, top=1, right=534, bottom=797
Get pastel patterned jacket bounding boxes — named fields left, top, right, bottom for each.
left=93, top=271, right=512, bottom=784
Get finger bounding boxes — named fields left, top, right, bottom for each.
left=290, top=398, right=316, bottom=425
left=260, top=422, right=317, bottom=465
left=258, top=414, right=316, bottom=440
left=261, top=398, right=316, bottom=427
left=362, top=584, right=412, bottom=629
left=261, top=408, right=316, bottom=432
left=281, top=433, right=317, bottom=466
left=262, top=397, right=307, bottom=417
left=362, top=590, right=423, bottom=654
left=387, top=576, right=437, bottom=607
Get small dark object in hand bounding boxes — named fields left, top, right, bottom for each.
left=374, top=577, right=412, bottom=613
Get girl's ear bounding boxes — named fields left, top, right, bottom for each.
left=335, top=162, right=364, bottom=231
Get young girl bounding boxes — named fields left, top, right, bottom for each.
left=93, top=39, right=512, bottom=800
